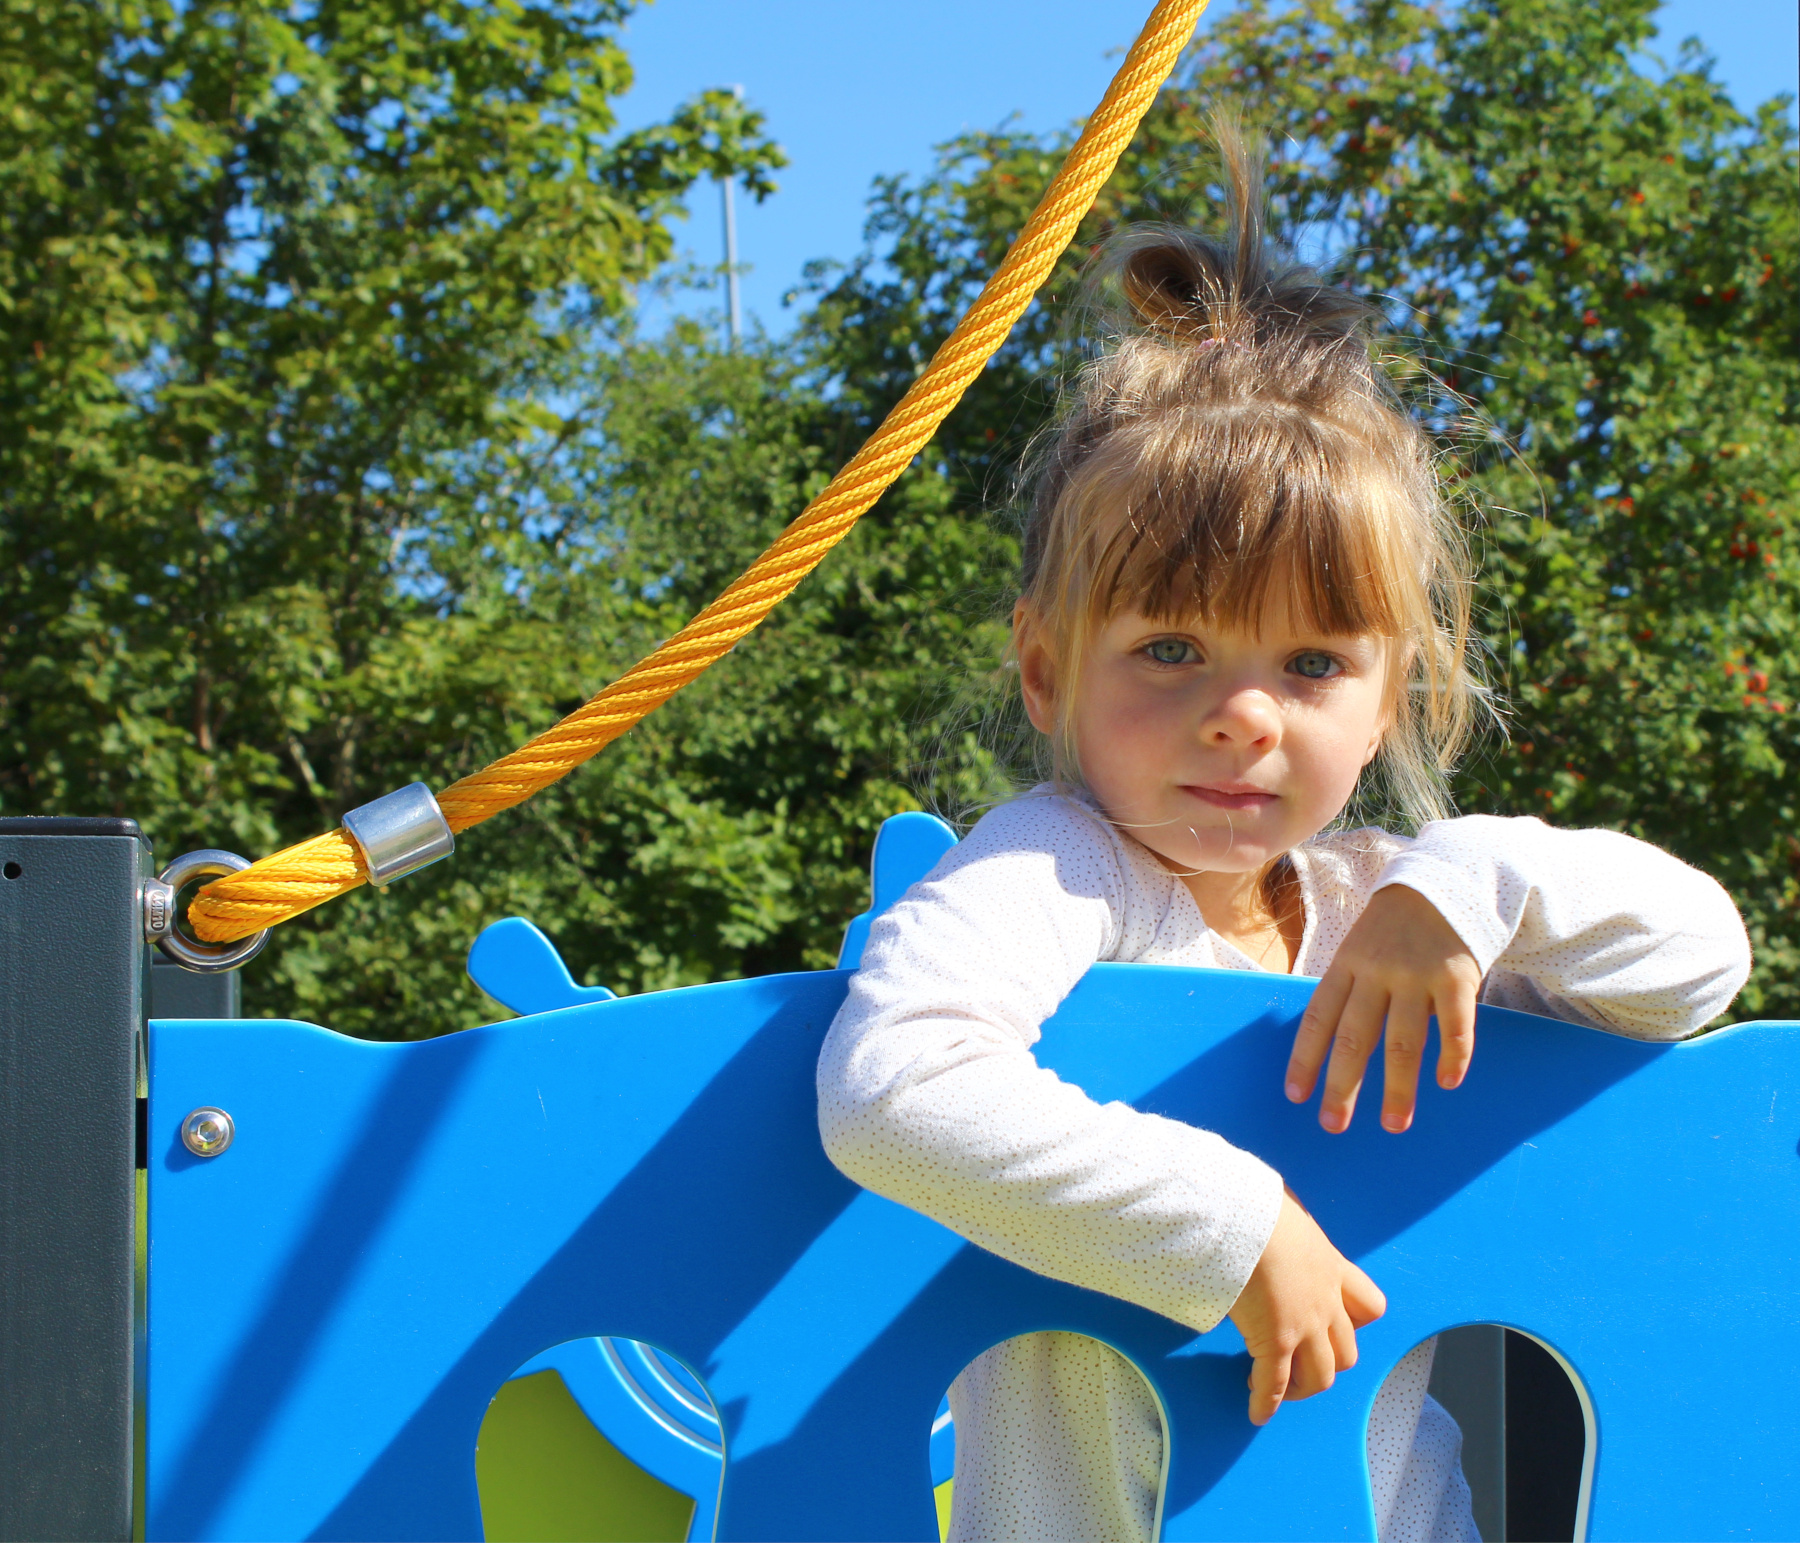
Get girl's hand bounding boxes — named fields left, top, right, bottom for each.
left=1284, top=884, right=1482, bottom=1134
left=1229, top=1191, right=1385, bottom=1426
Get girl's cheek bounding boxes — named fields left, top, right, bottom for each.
left=1291, top=732, right=1371, bottom=803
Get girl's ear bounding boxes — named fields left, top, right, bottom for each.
left=1012, top=602, right=1057, bottom=736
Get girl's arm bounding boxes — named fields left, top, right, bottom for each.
left=1376, top=814, right=1752, bottom=1039
left=817, top=795, right=1286, bottom=1333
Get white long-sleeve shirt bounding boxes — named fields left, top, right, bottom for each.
left=817, top=790, right=1751, bottom=1542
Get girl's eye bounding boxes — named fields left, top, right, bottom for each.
left=1144, top=638, right=1198, bottom=666
left=1289, top=650, right=1341, bottom=680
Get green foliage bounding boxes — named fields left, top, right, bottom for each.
left=2, top=0, right=1793, bottom=1030
left=262, top=329, right=1013, bottom=1037
left=0, top=0, right=782, bottom=829
left=0, top=0, right=794, bottom=1031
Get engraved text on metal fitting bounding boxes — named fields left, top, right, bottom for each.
left=141, top=877, right=176, bottom=942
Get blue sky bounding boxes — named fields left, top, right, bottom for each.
left=612, top=1, right=1798, bottom=338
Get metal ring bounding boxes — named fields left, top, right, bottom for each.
left=153, top=850, right=272, bottom=974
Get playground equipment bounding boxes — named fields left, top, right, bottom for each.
left=460, top=816, right=966, bottom=1542
left=126, top=810, right=1799, bottom=1541
left=6, top=806, right=1800, bottom=1540
left=505, top=1335, right=727, bottom=1542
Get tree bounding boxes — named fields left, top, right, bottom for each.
left=0, top=0, right=787, bottom=1030
left=260, top=326, right=1015, bottom=1038
left=4, top=0, right=1793, bottom=1032
left=0, top=0, right=782, bottom=848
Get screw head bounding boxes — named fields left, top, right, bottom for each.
left=181, top=1107, right=234, bottom=1157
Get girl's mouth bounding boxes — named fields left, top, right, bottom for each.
left=1181, top=783, right=1278, bottom=812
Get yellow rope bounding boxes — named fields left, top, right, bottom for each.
left=189, top=0, right=1205, bottom=945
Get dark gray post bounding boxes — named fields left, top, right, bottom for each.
left=1430, top=1324, right=1506, bottom=1541
left=149, top=955, right=239, bottom=1021
left=0, top=818, right=146, bottom=1542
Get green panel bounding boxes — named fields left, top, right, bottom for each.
left=476, top=1370, right=694, bottom=1543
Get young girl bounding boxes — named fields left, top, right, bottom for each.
left=816, top=131, right=1751, bottom=1543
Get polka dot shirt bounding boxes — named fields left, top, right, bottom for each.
left=817, top=789, right=1750, bottom=1542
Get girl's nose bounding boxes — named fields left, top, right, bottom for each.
left=1202, top=687, right=1281, bottom=747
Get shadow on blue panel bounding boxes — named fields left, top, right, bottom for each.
left=1100, top=996, right=1664, bottom=1262
left=304, top=973, right=1652, bottom=1541
left=310, top=989, right=868, bottom=1540
left=152, top=1032, right=493, bottom=1540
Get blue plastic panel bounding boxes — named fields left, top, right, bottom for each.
left=467, top=916, right=616, bottom=1016
left=147, top=970, right=1800, bottom=1541
left=836, top=812, right=959, bottom=969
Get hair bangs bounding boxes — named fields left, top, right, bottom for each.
left=1069, top=412, right=1415, bottom=643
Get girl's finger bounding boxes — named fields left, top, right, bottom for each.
left=1247, top=1349, right=1291, bottom=1427
left=1319, top=980, right=1389, bottom=1133
left=1328, top=1312, right=1359, bottom=1374
left=1287, top=965, right=1354, bottom=1102
left=1286, top=1335, right=1336, bottom=1402
left=1435, top=981, right=1478, bottom=1090
left=1343, top=1263, right=1388, bottom=1328
left=1380, top=993, right=1433, bottom=1133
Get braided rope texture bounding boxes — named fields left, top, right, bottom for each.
left=189, top=0, right=1205, bottom=944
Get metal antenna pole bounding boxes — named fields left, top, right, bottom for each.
left=721, top=83, right=744, bottom=348
left=721, top=172, right=741, bottom=346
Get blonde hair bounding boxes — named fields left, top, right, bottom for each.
left=1015, top=128, right=1482, bottom=832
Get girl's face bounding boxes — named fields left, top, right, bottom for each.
left=1017, top=604, right=1392, bottom=878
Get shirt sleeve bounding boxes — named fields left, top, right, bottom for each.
left=816, top=795, right=1286, bottom=1334
left=1374, top=815, right=1752, bottom=1039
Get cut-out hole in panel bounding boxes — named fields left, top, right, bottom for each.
left=933, top=1333, right=1165, bottom=1543
left=477, top=1337, right=721, bottom=1542
left=1417, top=1325, right=1592, bottom=1542
left=929, top=1362, right=960, bottom=1543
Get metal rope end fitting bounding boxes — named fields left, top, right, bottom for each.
left=341, top=782, right=456, bottom=888
left=145, top=850, right=272, bottom=973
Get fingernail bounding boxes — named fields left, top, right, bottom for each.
left=1285, top=1080, right=1304, bottom=1102
left=1382, top=1111, right=1409, bottom=1133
